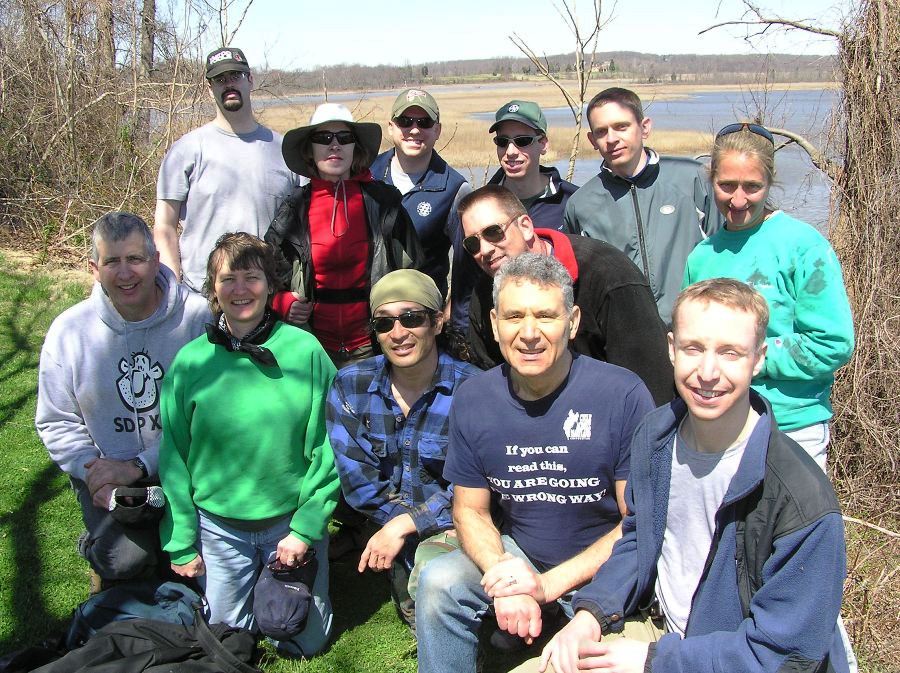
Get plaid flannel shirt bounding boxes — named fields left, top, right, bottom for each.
left=326, top=351, right=480, bottom=537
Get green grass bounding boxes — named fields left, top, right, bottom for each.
left=0, top=255, right=545, bottom=671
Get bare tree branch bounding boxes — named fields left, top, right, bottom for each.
left=509, top=0, right=607, bottom=181
left=843, top=515, right=900, bottom=540
left=699, top=18, right=840, bottom=39
left=699, top=0, right=840, bottom=39
left=767, top=126, right=842, bottom=182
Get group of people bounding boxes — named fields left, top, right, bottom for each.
left=35, top=45, right=856, bottom=673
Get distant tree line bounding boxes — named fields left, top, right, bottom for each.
left=258, top=51, right=836, bottom=95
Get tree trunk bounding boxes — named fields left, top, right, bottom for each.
left=140, top=0, right=155, bottom=77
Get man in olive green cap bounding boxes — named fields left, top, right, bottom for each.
left=371, top=90, right=472, bottom=301
left=487, top=99, right=579, bottom=233
left=325, top=269, right=480, bottom=635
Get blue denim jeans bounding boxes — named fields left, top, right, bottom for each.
left=416, top=535, right=574, bottom=673
left=197, top=510, right=332, bottom=656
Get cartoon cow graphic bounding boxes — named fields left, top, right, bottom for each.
left=116, top=351, right=164, bottom=413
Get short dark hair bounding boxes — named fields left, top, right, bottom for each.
left=204, top=233, right=285, bottom=315
left=586, top=87, right=644, bottom=123
left=91, top=212, right=156, bottom=261
left=457, top=184, right=527, bottom=223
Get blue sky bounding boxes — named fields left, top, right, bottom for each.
left=202, top=0, right=850, bottom=71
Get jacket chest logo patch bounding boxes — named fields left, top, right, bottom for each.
left=116, top=351, right=164, bottom=413
left=659, top=204, right=676, bottom=215
left=417, top=201, right=433, bottom=217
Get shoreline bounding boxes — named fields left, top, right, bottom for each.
left=258, top=80, right=837, bottom=169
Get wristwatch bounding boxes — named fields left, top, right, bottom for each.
left=131, top=456, right=149, bottom=480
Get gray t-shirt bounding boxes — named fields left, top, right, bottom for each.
left=157, top=122, right=300, bottom=291
left=654, top=416, right=758, bottom=636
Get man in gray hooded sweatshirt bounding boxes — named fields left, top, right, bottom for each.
left=36, top=212, right=209, bottom=585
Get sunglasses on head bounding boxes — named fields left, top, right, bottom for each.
left=310, top=130, right=356, bottom=146
left=461, top=216, right=518, bottom=256
left=716, top=122, right=775, bottom=145
left=393, top=115, right=437, bottom=129
left=370, top=309, right=433, bottom=334
left=493, top=135, right=541, bottom=149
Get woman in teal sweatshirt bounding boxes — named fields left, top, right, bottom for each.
left=683, top=123, right=854, bottom=470
left=159, top=232, right=339, bottom=656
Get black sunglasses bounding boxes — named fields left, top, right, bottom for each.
left=310, top=130, right=356, bottom=146
left=461, top=216, right=517, bottom=256
left=493, top=135, right=542, bottom=149
left=716, top=122, right=775, bottom=145
left=393, top=115, right=437, bottom=129
left=371, top=310, right=434, bottom=334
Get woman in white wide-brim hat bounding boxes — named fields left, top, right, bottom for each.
left=265, top=103, right=423, bottom=368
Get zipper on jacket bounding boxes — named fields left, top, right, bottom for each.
left=630, top=184, right=651, bottom=281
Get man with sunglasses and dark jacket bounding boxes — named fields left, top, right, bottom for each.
left=460, top=185, right=673, bottom=407
left=452, top=100, right=581, bottom=333
left=487, top=100, right=579, bottom=233
left=371, top=89, right=472, bottom=300
left=326, top=269, right=480, bottom=635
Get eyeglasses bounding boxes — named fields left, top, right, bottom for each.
left=310, top=130, right=356, bottom=146
left=393, top=115, right=437, bottom=129
left=370, top=310, right=434, bottom=334
left=101, top=255, right=152, bottom=268
left=715, top=122, right=775, bottom=145
left=461, top=216, right=518, bottom=255
left=209, top=71, right=247, bottom=86
left=493, top=135, right=542, bottom=149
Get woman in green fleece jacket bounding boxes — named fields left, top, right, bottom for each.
left=683, top=123, right=854, bottom=471
left=158, top=232, right=340, bottom=656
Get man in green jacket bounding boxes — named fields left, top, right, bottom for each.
left=564, top=87, right=723, bottom=326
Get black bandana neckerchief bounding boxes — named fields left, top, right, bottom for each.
left=205, top=308, right=279, bottom=367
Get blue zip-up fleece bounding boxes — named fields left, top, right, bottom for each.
left=573, top=392, right=849, bottom=673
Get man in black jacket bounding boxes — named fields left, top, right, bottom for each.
left=461, top=185, right=673, bottom=406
